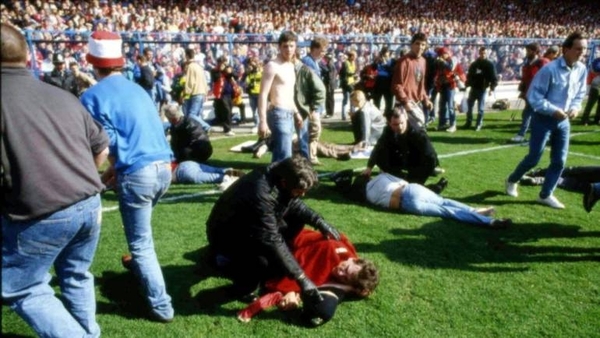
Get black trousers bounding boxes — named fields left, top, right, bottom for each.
left=214, top=96, right=233, bottom=132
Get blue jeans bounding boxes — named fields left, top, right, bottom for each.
left=438, top=86, right=455, bottom=127
left=249, top=94, right=259, bottom=125
left=2, top=194, right=101, bottom=338
left=426, top=88, right=437, bottom=122
left=517, top=100, right=534, bottom=137
left=401, top=184, right=493, bottom=225
left=267, top=107, right=294, bottom=163
left=508, top=114, right=570, bottom=199
left=341, top=88, right=352, bottom=120
left=466, top=88, right=486, bottom=126
left=116, top=161, right=174, bottom=320
left=183, top=94, right=211, bottom=131
left=297, top=116, right=310, bottom=159
left=174, top=161, right=226, bottom=184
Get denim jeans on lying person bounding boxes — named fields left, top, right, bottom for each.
left=183, top=94, right=211, bottom=131
left=174, top=161, right=227, bottom=184
left=401, top=183, right=494, bottom=225
left=2, top=194, right=102, bottom=338
left=116, top=161, right=174, bottom=321
left=266, top=107, right=295, bottom=163
left=508, top=113, right=570, bottom=199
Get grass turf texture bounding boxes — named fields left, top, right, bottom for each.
left=3, top=110, right=599, bottom=338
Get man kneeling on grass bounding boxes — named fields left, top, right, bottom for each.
left=237, top=229, right=379, bottom=326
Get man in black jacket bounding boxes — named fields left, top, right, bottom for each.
left=165, top=103, right=213, bottom=163
left=206, top=155, right=340, bottom=307
left=464, top=47, right=498, bottom=130
left=362, top=107, right=445, bottom=190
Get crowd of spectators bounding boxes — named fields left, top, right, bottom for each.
left=1, top=0, right=599, bottom=82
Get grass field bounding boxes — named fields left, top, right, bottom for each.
left=3, top=110, right=599, bottom=338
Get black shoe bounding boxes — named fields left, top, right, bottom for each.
left=436, top=177, right=449, bottom=193
left=462, top=122, right=472, bottom=129
left=490, top=218, right=512, bottom=229
left=583, top=184, right=599, bottom=213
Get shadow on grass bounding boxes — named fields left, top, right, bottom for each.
left=355, top=221, right=600, bottom=272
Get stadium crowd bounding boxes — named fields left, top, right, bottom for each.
left=1, top=0, right=599, bottom=82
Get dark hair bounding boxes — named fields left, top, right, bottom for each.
left=526, top=42, right=540, bottom=53
left=410, top=32, right=427, bottom=45
left=185, top=48, right=195, bottom=60
left=385, top=105, right=407, bottom=121
left=272, top=155, right=318, bottom=191
left=1, top=23, right=27, bottom=63
left=562, top=31, right=585, bottom=49
left=95, top=66, right=123, bottom=76
left=278, top=31, right=298, bottom=45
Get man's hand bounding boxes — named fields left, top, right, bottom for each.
left=258, top=120, right=271, bottom=139
left=294, top=112, right=303, bottom=129
left=424, top=100, right=433, bottom=110
left=315, top=219, right=341, bottom=241
left=297, top=274, right=323, bottom=308
left=567, top=109, right=579, bottom=120
left=362, top=167, right=373, bottom=177
left=552, top=109, right=569, bottom=121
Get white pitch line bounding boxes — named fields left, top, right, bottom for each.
left=102, top=131, right=598, bottom=213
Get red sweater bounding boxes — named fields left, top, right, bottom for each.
left=264, top=229, right=358, bottom=293
left=519, top=57, right=549, bottom=97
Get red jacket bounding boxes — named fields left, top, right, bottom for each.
left=519, top=57, right=549, bottom=98
left=264, top=229, right=357, bottom=293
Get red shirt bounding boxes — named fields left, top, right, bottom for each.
left=264, top=229, right=358, bottom=293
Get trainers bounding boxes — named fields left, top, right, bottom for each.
left=433, top=167, right=446, bottom=176
left=537, top=195, right=565, bottom=209
left=224, top=131, right=236, bottom=136
left=505, top=179, right=518, bottom=197
left=583, top=184, right=598, bottom=213
left=462, top=122, right=472, bottom=129
left=490, top=218, right=512, bottom=229
left=510, top=135, right=525, bottom=143
left=253, top=144, right=268, bottom=158
left=446, top=125, right=457, bottom=133
left=475, top=124, right=482, bottom=131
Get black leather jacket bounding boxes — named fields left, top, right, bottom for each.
left=206, top=163, right=323, bottom=280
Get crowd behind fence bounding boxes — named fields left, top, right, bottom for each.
left=23, top=30, right=600, bottom=84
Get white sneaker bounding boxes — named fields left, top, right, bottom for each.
left=537, top=195, right=565, bottom=209
left=511, top=135, right=525, bottom=142
left=505, top=179, right=518, bottom=197
left=433, top=167, right=446, bottom=176
left=446, top=125, right=457, bottom=133
left=224, top=131, right=236, bottom=136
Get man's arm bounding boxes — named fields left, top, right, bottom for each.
left=390, top=58, right=408, bottom=104
left=527, top=66, right=564, bottom=117
left=94, top=147, right=109, bottom=168
left=258, top=62, right=276, bottom=137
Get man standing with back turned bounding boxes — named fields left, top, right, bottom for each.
left=2, top=23, right=109, bottom=337
left=81, top=31, right=175, bottom=322
left=505, top=32, right=588, bottom=209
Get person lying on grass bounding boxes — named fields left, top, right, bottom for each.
left=237, top=228, right=379, bottom=326
left=334, top=171, right=512, bottom=229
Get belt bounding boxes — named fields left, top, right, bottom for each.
left=389, top=184, right=407, bottom=210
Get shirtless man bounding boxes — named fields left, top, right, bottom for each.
left=258, top=31, right=299, bottom=163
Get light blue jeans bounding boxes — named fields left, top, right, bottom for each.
left=267, top=107, right=295, bottom=163
left=174, top=161, right=226, bottom=184
left=183, top=94, right=211, bottom=131
left=508, top=113, right=570, bottom=199
left=117, top=161, right=174, bottom=321
left=516, top=101, right=535, bottom=137
left=401, top=184, right=493, bottom=225
left=297, top=116, right=310, bottom=159
left=438, top=86, right=456, bottom=127
left=249, top=94, right=259, bottom=126
left=2, top=194, right=101, bottom=338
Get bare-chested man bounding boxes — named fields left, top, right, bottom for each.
left=258, top=31, right=298, bottom=163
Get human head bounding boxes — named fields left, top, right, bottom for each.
left=185, top=48, right=195, bottom=61
left=331, top=258, right=379, bottom=297
left=86, top=30, right=124, bottom=77
left=143, top=47, right=154, bottom=61
left=478, top=46, right=487, bottom=59
left=410, top=32, right=428, bottom=57
left=271, top=155, right=318, bottom=198
left=561, top=32, right=587, bottom=66
left=346, top=50, right=357, bottom=61
left=436, top=46, right=451, bottom=59
left=379, top=46, right=390, bottom=59
left=164, top=103, right=183, bottom=123
left=1, top=23, right=28, bottom=66
left=386, top=106, right=409, bottom=134
left=310, top=36, right=328, bottom=59
left=350, top=90, right=366, bottom=109
left=277, top=31, right=297, bottom=62
left=525, top=42, right=540, bottom=59
left=544, top=45, right=560, bottom=60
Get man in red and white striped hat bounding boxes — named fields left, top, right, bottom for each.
left=80, top=31, right=176, bottom=323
